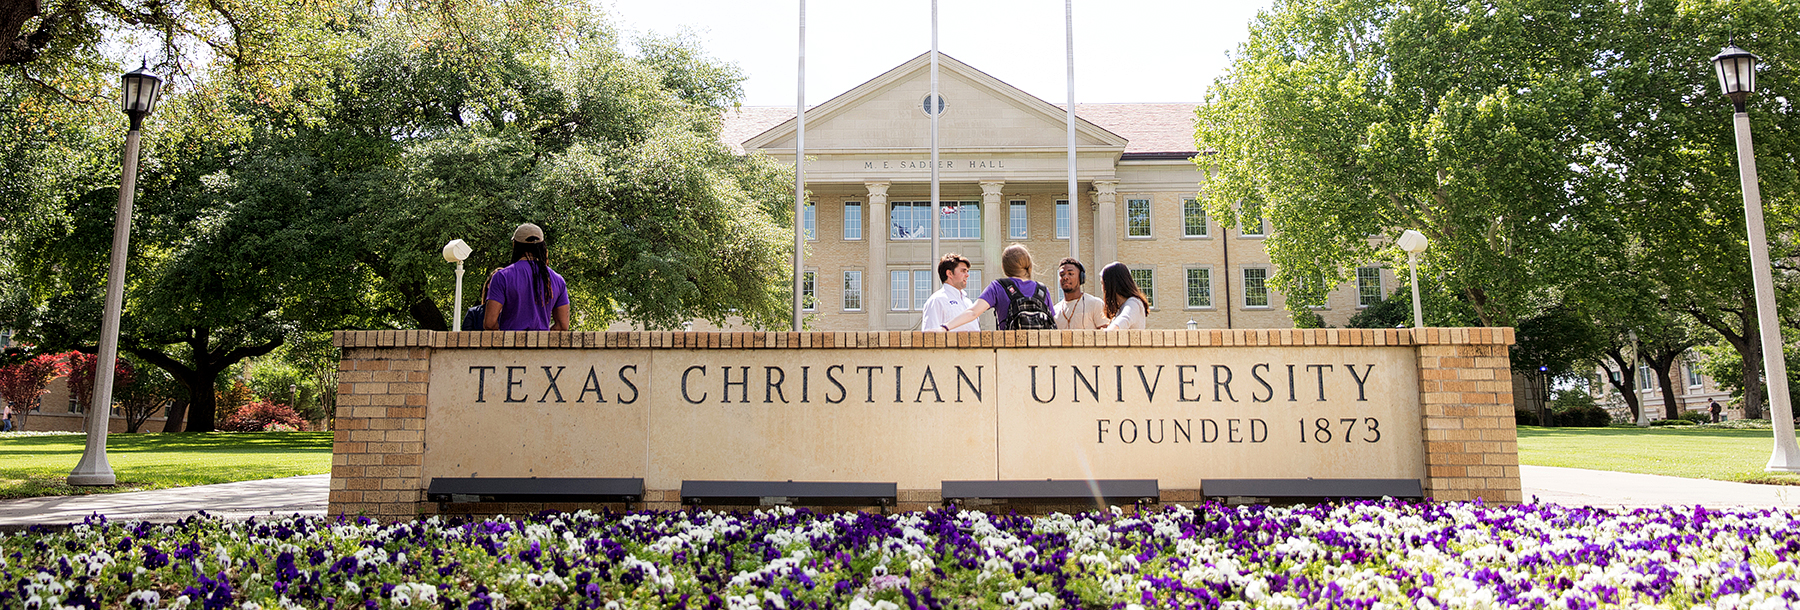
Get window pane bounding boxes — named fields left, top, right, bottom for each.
left=1056, top=200, right=1069, bottom=239
left=844, top=203, right=862, bottom=241
left=804, top=203, right=816, bottom=240
left=965, top=269, right=983, bottom=301
left=891, top=203, right=929, bottom=240
left=1130, top=268, right=1154, bottom=306
left=913, top=270, right=932, bottom=312
left=1009, top=202, right=1028, bottom=239
left=1187, top=268, right=1212, bottom=308
left=1244, top=268, right=1269, bottom=307
left=1240, top=201, right=1264, bottom=236
left=943, top=202, right=980, bottom=239
left=1183, top=199, right=1208, bottom=237
left=890, top=271, right=910, bottom=310
left=1357, top=267, right=1383, bottom=306
left=802, top=271, right=816, bottom=311
left=843, top=271, right=862, bottom=311
left=1127, top=198, right=1152, bottom=237
left=1687, top=364, right=1702, bottom=387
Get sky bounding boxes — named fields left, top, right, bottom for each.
left=601, top=0, right=1276, bottom=107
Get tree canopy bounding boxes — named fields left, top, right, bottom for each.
left=0, top=2, right=797, bottom=430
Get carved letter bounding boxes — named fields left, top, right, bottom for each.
left=955, top=366, right=983, bottom=402
left=681, top=366, right=707, bottom=404
left=1072, top=366, right=1100, bottom=403
left=826, top=365, right=847, bottom=404
left=857, top=366, right=883, bottom=403
left=1030, top=366, right=1057, bottom=403
left=723, top=366, right=750, bottom=404
left=1346, top=364, right=1374, bottom=401
left=1177, top=365, right=1200, bottom=402
left=1213, top=365, right=1237, bottom=402
left=577, top=367, right=606, bottom=403
left=470, top=366, right=496, bottom=403
left=617, top=366, right=639, bottom=404
left=1306, top=364, right=1334, bottom=401
left=504, top=366, right=527, bottom=403
left=765, top=366, right=788, bottom=404
left=915, top=367, right=942, bottom=403
left=1137, top=365, right=1164, bottom=402
left=539, top=366, right=566, bottom=403
left=1251, top=363, right=1273, bottom=403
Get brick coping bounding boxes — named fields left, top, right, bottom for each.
left=334, top=328, right=1515, bottom=349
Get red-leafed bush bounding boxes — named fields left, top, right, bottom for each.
left=0, top=353, right=70, bottom=430
left=219, top=400, right=307, bottom=432
left=66, top=352, right=134, bottom=415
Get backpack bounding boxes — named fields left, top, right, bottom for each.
left=998, top=278, right=1056, bottom=330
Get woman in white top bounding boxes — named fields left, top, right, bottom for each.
left=1099, top=262, right=1150, bottom=330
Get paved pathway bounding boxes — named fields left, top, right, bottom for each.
left=2, top=467, right=1798, bottom=527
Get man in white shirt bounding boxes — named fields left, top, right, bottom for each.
left=1054, top=257, right=1108, bottom=330
left=921, top=253, right=980, bottom=332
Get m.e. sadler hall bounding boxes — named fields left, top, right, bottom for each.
left=719, top=53, right=1395, bottom=331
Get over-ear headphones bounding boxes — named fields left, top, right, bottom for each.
left=1061, top=259, right=1087, bottom=284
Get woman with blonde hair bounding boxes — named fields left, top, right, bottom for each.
left=931, top=244, right=1056, bottom=331
left=1099, top=262, right=1150, bottom=330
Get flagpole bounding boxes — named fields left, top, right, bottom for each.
left=1065, top=0, right=1078, bottom=263
left=929, top=0, right=941, bottom=277
left=793, top=0, right=806, bottom=331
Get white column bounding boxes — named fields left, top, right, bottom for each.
left=1092, top=180, right=1118, bottom=267
left=866, top=182, right=890, bottom=330
left=980, top=181, right=1005, bottom=282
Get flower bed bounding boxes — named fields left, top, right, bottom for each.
left=5, top=501, right=1799, bottom=609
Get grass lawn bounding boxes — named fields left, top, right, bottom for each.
left=0, top=431, right=331, bottom=499
left=1517, top=425, right=1800, bottom=485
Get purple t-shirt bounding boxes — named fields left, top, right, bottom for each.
left=486, top=260, right=570, bottom=331
left=978, top=278, right=1043, bottom=327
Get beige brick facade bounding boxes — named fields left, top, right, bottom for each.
left=330, top=327, right=1518, bottom=519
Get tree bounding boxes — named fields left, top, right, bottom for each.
left=0, top=351, right=65, bottom=429
left=1195, top=0, right=1621, bottom=329
left=64, top=350, right=130, bottom=417
left=0, top=3, right=795, bottom=430
left=115, top=358, right=177, bottom=433
left=1580, top=0, right=1800, bottom=420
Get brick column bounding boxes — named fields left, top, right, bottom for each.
left=866, top=182, right=890, bottom=330
left=1415, top=329, right=1521, bottom=503
left=330, top=333, right=431, bottom=520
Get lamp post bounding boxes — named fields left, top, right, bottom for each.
left=1396, top=230, right=1429, bottom=329
left=69, top=62, right=162, bottom=486
left=443, top=239, right=472, bottom=331
left=1712, top=43, right=1800, bottom=472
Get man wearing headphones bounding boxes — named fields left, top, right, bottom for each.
left=1055, top=257, right=1109, bottom=330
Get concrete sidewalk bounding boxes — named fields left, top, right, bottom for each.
left=2, top=467, right=1797, bottom=527
left=0, top=475, right=327, bottom=528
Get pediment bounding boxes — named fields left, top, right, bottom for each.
left=743, top=53, right=1128, bottom=153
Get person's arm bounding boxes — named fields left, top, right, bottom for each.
left=484, top=300, right=502, bottom=330
left=1104, top=298, right=1143, bottom=330
left=932, top=299, right=990, bottom=331
left=552, top=304, right=571, bottom=331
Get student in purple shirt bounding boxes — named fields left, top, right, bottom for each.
left=931, top=244, right=1054, bottom=331
left=483, top=223, right=571, bottom=331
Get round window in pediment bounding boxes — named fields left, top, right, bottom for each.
left=921, top=93, right=946, bottom=116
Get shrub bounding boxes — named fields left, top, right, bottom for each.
left=1678, top=410, right=1711, bottom=424
left=219, top=400, right=306, bottom=432
left=1515, top=410, right=1538, bottom=426
left=1650, top=419, right=1696, bottom=427
left=1553, top=404, right=1612, bottom=427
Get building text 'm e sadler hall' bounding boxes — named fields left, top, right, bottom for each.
left=711, top=52, right=1397, bottom=332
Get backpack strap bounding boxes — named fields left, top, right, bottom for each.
left=999, top=277, right=1022, bottom=298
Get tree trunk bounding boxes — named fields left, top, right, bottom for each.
left=1603, top=351, right=1641, bottom=423
left=1687, top=302, right=1764, bottom=419
left=126, top=327, right=283, bottom=433
left=1643, top=345, right=1691, bottom=421
left=162, top=398, right=188, bottom=432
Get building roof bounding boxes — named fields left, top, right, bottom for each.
left=719, top=103, right=1199, bottom=156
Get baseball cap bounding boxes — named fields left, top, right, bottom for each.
left=512, top=223, right=544, bottom=243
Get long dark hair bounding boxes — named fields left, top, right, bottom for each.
left=512, top=240, right=553, bottom=305
left=1100, top=262, right=1151, bottom=318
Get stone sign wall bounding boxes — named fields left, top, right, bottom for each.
left=329, top=328, right=1519, bottom=518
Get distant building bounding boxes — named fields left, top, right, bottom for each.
left=687, top=52, right=1395, bottom=331
left=1590, top=356, right=1734, bottom=422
